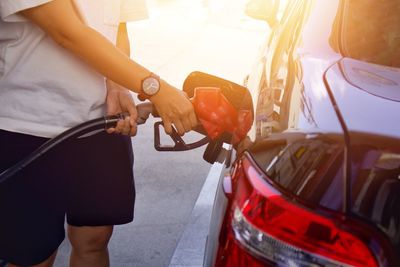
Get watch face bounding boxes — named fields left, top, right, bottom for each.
left=142, top=77, right=160, bottom=96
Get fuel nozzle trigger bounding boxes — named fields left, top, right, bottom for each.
left=154, top=122, right=209, bottom=151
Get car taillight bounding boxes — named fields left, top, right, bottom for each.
left=216, top=155, right=379, bottom=267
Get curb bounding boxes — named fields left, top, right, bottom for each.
left=168, top=148, right=229, bottom=267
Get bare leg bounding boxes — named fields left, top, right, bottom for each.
left=68, top=225, right=113, bottom=267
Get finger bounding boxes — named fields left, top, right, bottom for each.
left=129, top=123, right=138, bottom=136
left=121, top=117, right=131, bottom=136
left=172, top=120, right=185, bottom=136
left=181, top=99, right=196, bottom=129
left=114, top=120, right=124, bottom=134
left=130, top=114, right=137, bottom=128
left=127, top=105, right=138, bottom=127
left=182, top=116, right=192, bottom=133
left=106, top=127, right=115, bottom=134
left=189, top=111, right=198, bottom=128
left=163, top=118, right=173, bottom=135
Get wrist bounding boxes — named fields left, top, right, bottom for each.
left=149, top=80, right=175, bottom=105
left=138, top=73, right=162, bottom=101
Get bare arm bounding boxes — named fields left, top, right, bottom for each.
left=106, top=22, right=137, bottom=136
left=21, top=0, right=197, bottom=135
left=116, top=22, right=131, bottom=56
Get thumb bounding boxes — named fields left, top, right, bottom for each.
left=127, top=104, right=138, bottom=126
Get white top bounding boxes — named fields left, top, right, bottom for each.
left=0, top=0, right=148, bottom=137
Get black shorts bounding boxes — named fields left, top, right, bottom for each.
left=0, top=130, right=135, bottom=266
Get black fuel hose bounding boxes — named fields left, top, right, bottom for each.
left=0, top=114, right=127, bottom=183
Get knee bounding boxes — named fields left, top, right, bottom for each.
left=68, top=226, right=113, bottom=254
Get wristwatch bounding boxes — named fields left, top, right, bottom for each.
left=138, top=73, right=161, bottom=101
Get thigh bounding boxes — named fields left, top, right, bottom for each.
left=66, top=132, right=135, bottom=226
left=0, top=130, right=66, bottom=266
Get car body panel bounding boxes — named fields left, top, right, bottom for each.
left=204, top=0, right=400, bottom=266
left=340, top=58, right=400, bottom=102
left=326, top=60, right=400, bottom=139
left=246, top=0, right=344, bottom=142
left=203, top=163, right=230, bottom=267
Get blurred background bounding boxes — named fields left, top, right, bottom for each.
left=129, top=0, right=268, bottom=85
left=55, top=0, right=269, bottom=266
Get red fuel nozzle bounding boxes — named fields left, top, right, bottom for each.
left=191, top=87, right=253, bottom=145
